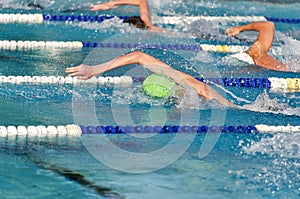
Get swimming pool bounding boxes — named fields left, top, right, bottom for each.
left=0, top=0, right=299, bottom=198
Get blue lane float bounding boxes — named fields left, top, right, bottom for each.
left=79, top=125, right=258, bottom=134
left=0, top=124, right=299, bottom=139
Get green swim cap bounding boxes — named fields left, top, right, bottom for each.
left=142, top=74, right=177, bottom=98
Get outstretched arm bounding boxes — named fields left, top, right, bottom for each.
left=90, top=0, right=139, bottom=11
left=90, top=0, right=163, bottom=32
left=65, top=51, right=235, bottom=106
left=226, top=22, right=287, bottom=71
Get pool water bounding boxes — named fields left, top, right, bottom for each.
left=0, top=0, right=300, bottom=198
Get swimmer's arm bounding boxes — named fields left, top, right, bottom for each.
left=226, top=22, right=289, bottom=71
left=169, top=72, right=236, bottom=107
left=90, top=0, right=140, bottom=11
left=66, top=51, right=173, bottom=79
left=139, top=0, right=151, bottom=27
left=138, top=0, right=164, bottom=32
left=226, top=21, right=275, bottom=51
left=90, top=0, right=164, bottom=32
left=121, top=52, right=235, bottom=106
left=131, top=52, right=235, bottom=106
left=65, top=51, right=154, bottom=79
left=65, top=51, right=235, bottom=106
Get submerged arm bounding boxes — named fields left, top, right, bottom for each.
left=65, top=51, right=235, bottom=106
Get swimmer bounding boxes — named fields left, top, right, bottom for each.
left=226, top=21, right=289, bottom=71
left=90, top=0, right=163, bottom=32
left=65, top=51, right=235, bottom=107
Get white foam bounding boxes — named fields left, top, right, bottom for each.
left=223, top=52, right=254, bottom=65
left=243, top=131, right=300, bottom=159
left=242, top=91, right=300, bottom=117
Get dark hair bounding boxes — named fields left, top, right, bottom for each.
left=123, top=16, right=146, bottom=29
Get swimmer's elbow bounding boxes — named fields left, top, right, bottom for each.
left=251, top=21, right=274, bottom=33
left=133, top=51, right=147, bottom=64
left=128, top=51, right=142, bottom=61
left=259, top=21, right=274, bottom=32
left=131, top=51, right=152, bottom=66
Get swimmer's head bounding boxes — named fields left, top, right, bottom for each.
left=142, top=74, right=178, bottom=98
left=123, top=16, right=147, bottom=29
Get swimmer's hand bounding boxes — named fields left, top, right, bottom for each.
left=65, top=64, right=97, bottom=80
left=90, top=2, right=118, bottom=11
left=225, top=26, right=241, bottom=37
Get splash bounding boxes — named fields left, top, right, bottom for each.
left=70, top=17, right=144, bottom=37
left=242, top=91, right=300, bottom=116
left=241, top=129, right=300, bottom=195
left=243, top=132, right=300, bottom=158
left=272, top=31, right=300, bottom=72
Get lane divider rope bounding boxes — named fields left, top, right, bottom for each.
left=0, top=124, right=299, bottom=139
left=0, top=14, right=299, bottom=24
left=0, top=39, right=282, bottom=53
left=0, top=75, right=299, bottom=91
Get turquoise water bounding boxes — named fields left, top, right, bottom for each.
left=0, top=0, right=300, bottom=198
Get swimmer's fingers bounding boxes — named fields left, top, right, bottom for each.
left=66, top=72, right=78, bottom=77
left=225, top=28, right=235, bottom=36
left=65, top=64, right=94, bottom=80
left=66, top=71, right=89, bottom=80
left=65, top=65, right=82, bottom=73
left=65, top=64, right=87, bottom=76
left=65, top=67, right=76, bottom=73
left=225, top=27, right=240, bottom=37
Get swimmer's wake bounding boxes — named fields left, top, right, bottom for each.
left=243, top=91, right=300, bottom=117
